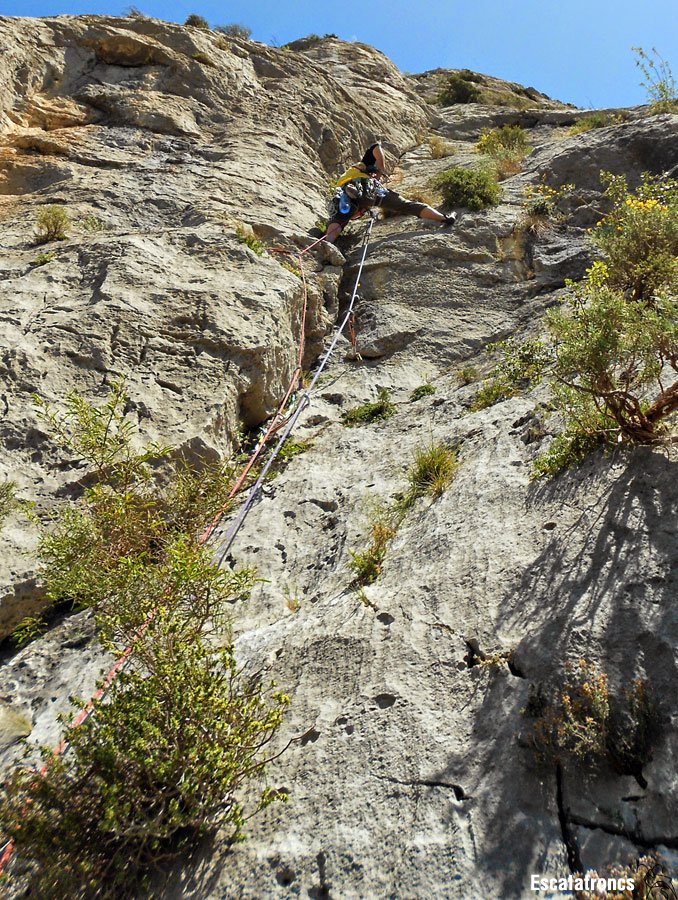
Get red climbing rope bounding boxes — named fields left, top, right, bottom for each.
left=0, top=231, right=331, bottom=877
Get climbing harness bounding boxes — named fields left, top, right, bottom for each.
left=0, top=217, right=375, bottom=876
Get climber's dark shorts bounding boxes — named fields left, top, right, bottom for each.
left=327, top=189, right=428, bottom=229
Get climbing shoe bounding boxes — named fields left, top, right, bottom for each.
left=442, top=212, right=457, bottom=227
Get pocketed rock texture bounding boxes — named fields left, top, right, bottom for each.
left=0, top=18, right=676, bottom=899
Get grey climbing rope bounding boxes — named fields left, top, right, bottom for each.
left=215, top=214, right=376, bottom=562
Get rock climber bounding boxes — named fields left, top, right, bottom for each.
left=324, top=141, right=456, bottom=243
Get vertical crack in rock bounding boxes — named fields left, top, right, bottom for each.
left=556, top=763, right=582, bottom=874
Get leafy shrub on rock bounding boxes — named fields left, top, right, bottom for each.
left=477, top=125, right=531, bottom=179
left=593, top=172, right=678, bottom=302
left=215, top=23, right=252, bottom=39
left=34, top=205, right=71, bottom=244
left=527, top=659, right=658, bottom=776
left=0, top=605, right=288, bottom=898
left=0, top=382, right=288, bottom=896
left=437, top=74, right=481, bottom=105
left=342, top=389, right=395, bottom=426
left=431, top=166, right=501, bottom=210
left=184, top=13, right=209, bottom=28
left=496, top=172, right=678, bottom=476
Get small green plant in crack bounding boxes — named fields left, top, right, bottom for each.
left=33, top=251, right=55, bottom=267
left=279, top=258, right=302, bottom=278
left=470, top=337, right=551, bottom=412
left=567, top=112, right=626, bottom=135
left=283, top=584, right=301, bottom=613
left=11, top=615, right=48, bottom=648
left=477, top=649, right=514, bottom=671
left=278, top=438, right=312, bottom=460
left=349, top=507, right=399, bottom=586
left=235, top=225, right=265, bottom=256
left=470, top=377, right=518, bottom=411
left=0, top=480, right=18, bottom=527
left=401, top=442, right=459, bottom=507
left=457, top=365, right=479, bottom=385
left=410, top=383, right=436, bottom=402
left=342, top=389, right=395, bottom=426
left=350, top=443, right=459, bottom=586
left=81, top=215, right=107, bottom=233
left=34, top=206, right=71, bottom=244
left=522, top=181, right=574, bottom=220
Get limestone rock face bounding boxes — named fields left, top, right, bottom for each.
left=0, top=17, right=677, bottom=899
left=0, top=15, right=427, bottom=634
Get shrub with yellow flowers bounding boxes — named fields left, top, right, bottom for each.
left=526, top=659, right=659, bottom=774
left=492, top=170, right=678, bottom=476
left=592, top=171, right=678, bottom=301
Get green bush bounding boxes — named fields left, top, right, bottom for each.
left=470, top=377, right=518, bottom=410
left=496, top=173, right=678, bottom=475
left=458, top=68, right=483, bottom=83
left=11, top=615, right=47, bottom=648
left=477, top=125, right=531, bottom=179
left=428, top=135, right=453, bottom=159
left=522, top=182, right=574, bottom=219
left=277, top=438, right=312, bottom=459
left=0, top=606, right=287, bottom=897
left=477, top=125, right=530, bottom=158
left=593, top=171, right=678, bottom=301
left=567, top=112, right=622, bottom=135
left=215, top=23, right=252, bottom=39
left=457, top=365, right=479, bottom=385
left=184, top=13, right=209, bottom=28
left=0, top=383, right=288, bottom=896
left=34, top=205, right=71, bottom=244
left=470, top=338, right=548, bottom=411
left=437, top=74, right=481, bottom=105
left=33, top=251, right=55, bottom=267
left=81, top=215, right=107, bottom=233
left=431, top=167, right=501, bottom=210
left=342, top=389, right=395, bottom=426
left=410, top=383, right=436, bottom=401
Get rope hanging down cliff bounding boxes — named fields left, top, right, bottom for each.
left=216, top=211, right=377, bottom=560
left=0, top=216, right=374, bottom=876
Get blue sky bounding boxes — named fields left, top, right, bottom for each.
left=3, top=0, right=677, bottom=109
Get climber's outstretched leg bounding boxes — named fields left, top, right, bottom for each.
left=419, top=205, right=457, bottom=226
